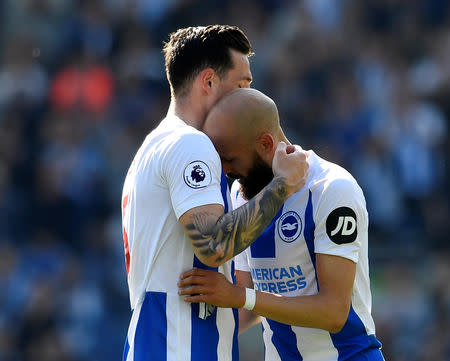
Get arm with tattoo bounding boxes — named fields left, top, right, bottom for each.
left=180, top=175, right=287, bottom=267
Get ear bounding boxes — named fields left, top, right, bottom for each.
left=199, top=68, right=216, bottom=95
left=255, top=133, right=275, bottom=163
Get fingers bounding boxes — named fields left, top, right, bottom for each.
left=286, top=144, right=296, bottom=154
left=275, top=141, right=287, bottom=155
left=178, top=284, right=209, bottom=296
left=178, top=274, right=208, bottom=288
left=275, top=141, right=306, bottom=159
left=272, top=142, right=309, bottom=196
left=178, top=268, right=230, bottom=306
left=180, top=267, right=210, bottom=279
left=178, top=273, right=213, bottom=304
left=183, top=295, right=208, bottom=303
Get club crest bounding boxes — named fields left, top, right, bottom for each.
left=278, top=211, right=302, bottom=243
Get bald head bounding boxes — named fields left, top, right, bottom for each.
left=204, top=88, right=280, bottom=140
left=203, top=88, right=285, bottom=199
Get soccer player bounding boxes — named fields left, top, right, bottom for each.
left=178, top=88, right=385, bottom=360
left=121, top=26, right=309, bottom=361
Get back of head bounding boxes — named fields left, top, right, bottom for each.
left=163, top=25, right=252, bottom=98
left=206, top=88, right=280, bottom=140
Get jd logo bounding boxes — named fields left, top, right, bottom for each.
left=326, top=207, right=357, bottom=244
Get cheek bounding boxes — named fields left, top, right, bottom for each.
left=235, top=160, right=252, bottom=177
left=220, top=79, right=240, bottom=94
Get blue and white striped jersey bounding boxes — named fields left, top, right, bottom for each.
left=121, top=115, right=238, bottom=361
left=234, top=151, right=383, bottom=361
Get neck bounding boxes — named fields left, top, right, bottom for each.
left=167, top=95, right=207, bottom=130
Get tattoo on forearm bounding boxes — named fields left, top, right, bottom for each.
left=184, top=176, right=288, bottom=263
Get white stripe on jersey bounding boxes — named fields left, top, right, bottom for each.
left=216, top=307, right=236, bottom=361
left=261, top=318, right=281, bottom=361
left=125, top=298, right=143, bottom=361
left=166, top=293, right=191, bottom=361
left=292, top=326, right=338, bottom=361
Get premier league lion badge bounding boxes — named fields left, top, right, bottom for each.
left=183, top=161, right=212, bottom=189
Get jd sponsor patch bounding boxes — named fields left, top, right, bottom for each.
left=326, top=207, right=357, bottom=244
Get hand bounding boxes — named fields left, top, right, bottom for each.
left=178, top=268, right=245, bottom=308
left=272, top=142, right=308, bottom=197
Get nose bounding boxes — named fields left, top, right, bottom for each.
left=221, top=160, right=233, bottom=176
left=221, top=160, right=240, bottom=179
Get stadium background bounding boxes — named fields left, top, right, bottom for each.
left=0, top=0, right=449, bottom=360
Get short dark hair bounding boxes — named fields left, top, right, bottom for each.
left=163, top=25, right=252, bottom=97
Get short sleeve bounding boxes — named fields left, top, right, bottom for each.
left=163, top=132, right=224, bottom=219
left=234, top=250, right=250, bottom=272
left=313, top=178, right=368, bottom=263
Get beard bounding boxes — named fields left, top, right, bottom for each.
left=239, top=153, right=274, bottom=200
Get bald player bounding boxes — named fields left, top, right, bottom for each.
left=179, top=88, right=385, bottom=361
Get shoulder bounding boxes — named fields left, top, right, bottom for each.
left=153, top=117, right=218, bottom=161
left=166, top=121, right=216, bottom=152
left=322, top=174, right=363, bottom=202
left=304, top=153, right=367, bottom=223
left=307, top=151, right=363, bottom=200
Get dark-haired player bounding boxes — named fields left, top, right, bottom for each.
left=121, top=26, right=308, bottom=361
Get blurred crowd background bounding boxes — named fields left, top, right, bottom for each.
left=0, top=0, right=449, bottom=360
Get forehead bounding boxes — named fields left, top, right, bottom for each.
left=206, top=123, right=250, bottom=158
left=228, top=50, right=252, bottom=81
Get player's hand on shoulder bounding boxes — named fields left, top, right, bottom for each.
left=178, top=268, right=245, bottom=309
left=272, top=142, right=309, bottom=197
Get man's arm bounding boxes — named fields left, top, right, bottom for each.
left=180, top=174, right=287, bottom=267
left=236, top=270, right=261, bottom=334
left=179, top=142, right=308, bottom=267
left=178, top=253, right=355, bottom=333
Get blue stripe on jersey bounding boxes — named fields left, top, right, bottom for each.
left=250, top=207, right=284, bottom=258
left=134, top=292, right=167, bottom=361
left=192, top=255, right=218, bottom=319
left=191, top=176, right=236, bottom=361
left=231, top=259, right=236, bottom=284
left=304, top=190, right=318, bottom=286
left=191, top=305, right=219, bottom=361
left=191, top=256, right=219, bottom=361
left=331, top=306, right=382, bottom=360
left=230, top=260, right=240, bottom=361
left=232, top=307, right=240, bottom=360
left=266, top=319, right=303, bottom=361
left=350, top=347, right=384, bottom=361
left=122, top=336, right=130, bottom=361
left=221, top=170, right=229, bottom=213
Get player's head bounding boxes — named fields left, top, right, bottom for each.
left=203, top=88, right=285, bottom=200
left=163, top=25, right=253, bottom=106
